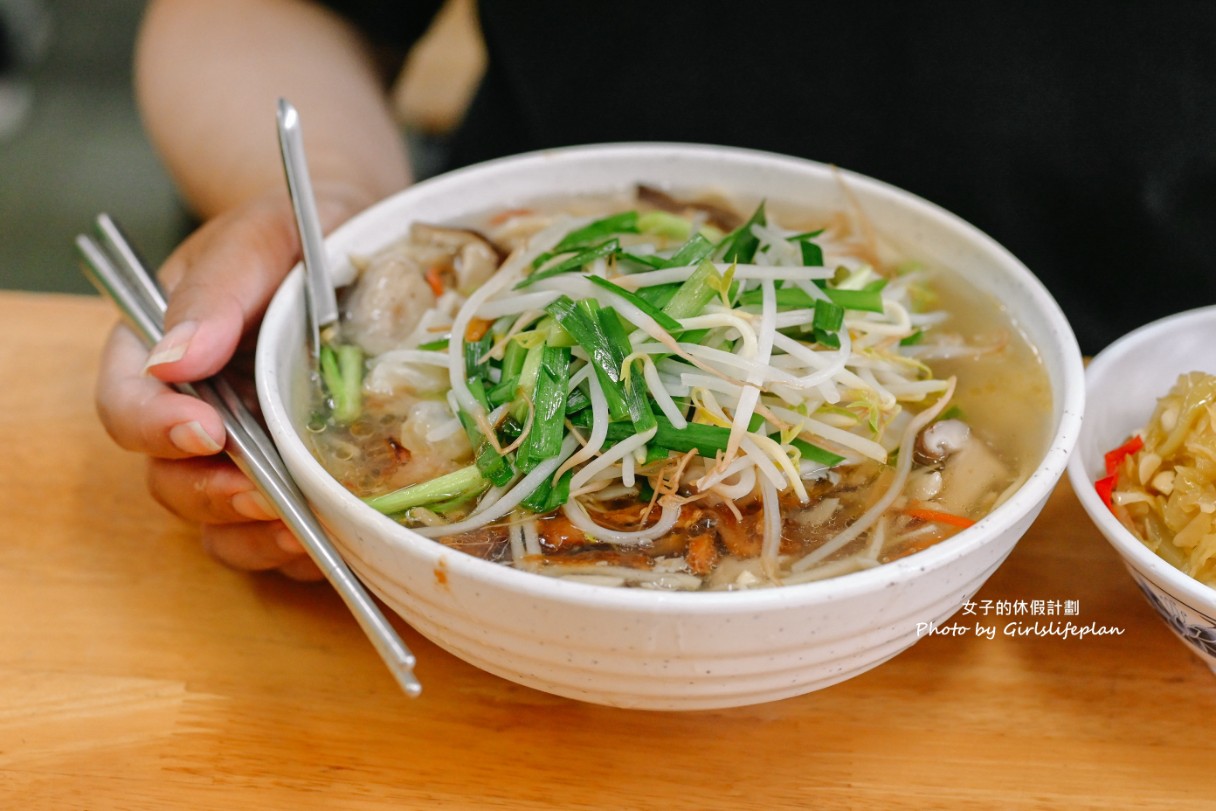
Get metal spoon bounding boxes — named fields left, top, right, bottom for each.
left=276, top=97, right=340, bottom=364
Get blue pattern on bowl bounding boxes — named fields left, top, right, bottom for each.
left=1131, top=571, right=1216, bottom=663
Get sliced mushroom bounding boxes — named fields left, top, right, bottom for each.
left=934, top=438, right=1011, bottom=516
left=914, top=418, right=971, bottom=465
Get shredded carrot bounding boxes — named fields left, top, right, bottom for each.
left=425, top=265, right=445, bottom=297
left=464, top=317, right=493, bottom=342
left=903, top=506, right=976, bottom=529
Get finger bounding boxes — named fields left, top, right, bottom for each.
left=146, top=455, right=277, bottom=525
left=275, top=524, right=325, bottom=581
left=200, top=520, right=302, bottom=573
left=146, top=196, right=301, bottom=383
left=277, top=555, right=325, bottom=582
left=96, top=324, right=226, bottom=458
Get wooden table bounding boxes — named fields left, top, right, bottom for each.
left=3, top=290, right=1213, bottom=809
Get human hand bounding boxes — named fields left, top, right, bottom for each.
left=94, top=185, right=368, bottom=580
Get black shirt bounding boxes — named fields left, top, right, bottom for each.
left=323, top=0, right=1216, bottom=354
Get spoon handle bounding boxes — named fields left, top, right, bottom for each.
left=276, top=97, right=340, bottom=361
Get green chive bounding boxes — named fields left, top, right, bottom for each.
left=586, top=275, right=683, bottom=333
left=739, top=284, right=886, bottom=314
left=664, top=232, right=715, bottom=268
left=790, top=438, right=845, bottom=467
left=812, top=300, right=845, bottom=333
left=552, top=211, right=638, bottom=253
left=644, top=445, right=670, bottom=465
left=464, top=331, right=493, bottom=379
left=500, top=336, right=528, bottom=380
left=597, top=307, right=656, bottom=432
left=319, top=343, right=364, bottom=424
left=812, top=328, right=842, bottom=349
left=662, top=258, right=722, bottom=320
left=515, top=346, right=571, bottom=472
left=824, top=286, right=885, bottom=313
left=465, top=375, right=492, bottom=411
left=599, top=416, right=730, bottom=456
left=545, top=295, right=629, bottom=421
left=510, top=342, right=547, bottom=421
left=456, top=378, right=514, bottom=487
left=619, top=251, right=668, bottom=270
left=800, top=240, right=824, bottom=267
left=417, top=482, right=491, bottom=516
left=739, top=286, right=813, bottom=308
left=487, top=374, right=518, bottom=408
left=518, top=238, right=621, bottom=288
left=364, top=465, right=488, bottom=514
left=635, top=282, right=681, bottom=309
left=565, top=384, right=591, bottom=415
left=637, top=210, right=692, bottom=240
left=717, top=201, right=766, bottom=263
left=786, top=230, right=826, bottom=267
left=520, top=470, right=573, bottom=513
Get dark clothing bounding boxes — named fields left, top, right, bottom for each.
left=323, top=0, right=1216, bottom=354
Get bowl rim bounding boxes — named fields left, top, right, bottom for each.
left=257, top=141, right=1085, bottom=611
left=1067, top=303, right=1216, bottom=608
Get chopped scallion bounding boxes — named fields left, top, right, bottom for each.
left=552, top=211, right=638, bottom=253
left=664, top=232, right=715, bottom=268
left=637, top=210, right=691, bottom=240
left=545, top=294, right=629, bottom=421
left=790, top=438, right=845, bottom=467
left=520, top=470, right=573, bottom=513
left=515, top=346, right=571, bottom=472
left=598, top=307, right=657, bottom=432
left=824, top=286, right=885, bottom=313
left=364, top=465, right=487, bottom=515
left=812, top=299, right=845, bottom=333
left=662, top=258, right=722, bottom=320
left=319, top=343, right=364, bottom=424
left=586, top=275, right=683, bottom=333
left=518, top=238, right=621, bottom=288
left=716, top=201, right=766, bottom=263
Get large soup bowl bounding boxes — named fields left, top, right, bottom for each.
left=256, top=143, right=1084, bottom=710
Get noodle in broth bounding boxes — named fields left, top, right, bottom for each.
left=305, top=187, right=1051, bottom=590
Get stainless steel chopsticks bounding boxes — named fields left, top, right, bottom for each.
left=75, top=214, right=422, bottom=698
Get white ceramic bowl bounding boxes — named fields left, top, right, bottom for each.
left=257, top=143, right=1084, bottom=709
left=1068, top=306, right=1216, bottom=672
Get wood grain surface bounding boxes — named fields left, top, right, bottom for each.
left=2, top=291, right=1212, bottom=810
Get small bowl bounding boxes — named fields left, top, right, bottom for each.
left=257, top=143, right=1085, bottom=709
left=1068, top=305, right=1216, bottom=671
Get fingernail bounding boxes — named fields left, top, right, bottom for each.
left=232, top=490, right=277, bottom=521
left=144, top=320, right=198, bottom=370
left=276, top=528, right=305, bottom=554
left=168, top=420, right=223, bottom=455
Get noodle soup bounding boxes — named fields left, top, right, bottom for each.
left=305, top=187, right=1051, bottom=591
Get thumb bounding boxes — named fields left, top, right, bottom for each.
left=144, top=193, right=302, bottom=384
